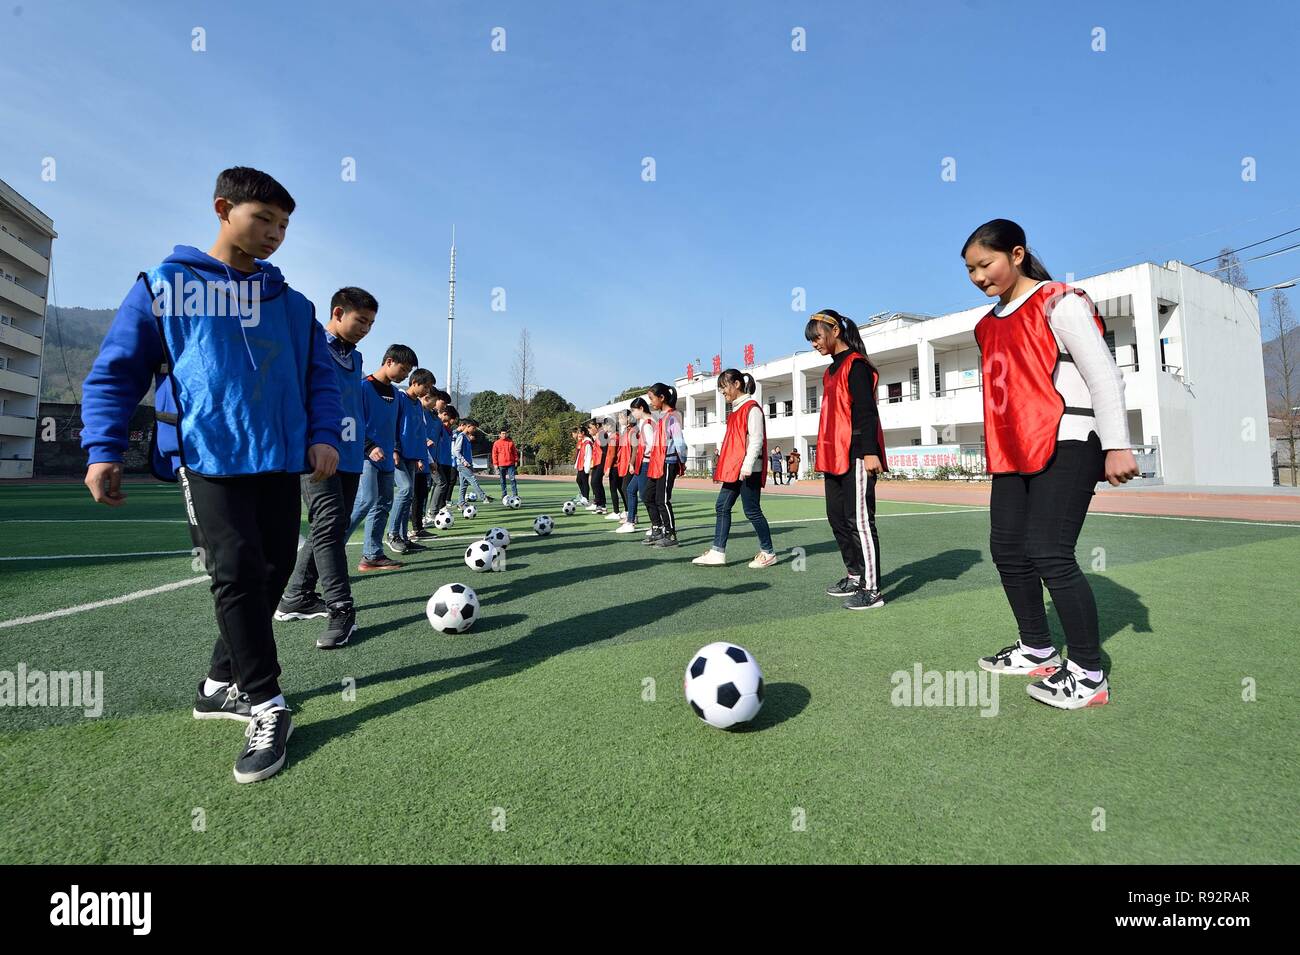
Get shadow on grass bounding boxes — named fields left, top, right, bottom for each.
left=730, top=682, right=810, bottom=733
left=289, top=581, right=771, bottom=763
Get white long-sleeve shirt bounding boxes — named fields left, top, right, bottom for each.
left=734, top=396, right=765, bottom=475
left=991, top=281, right=1131, bottom=449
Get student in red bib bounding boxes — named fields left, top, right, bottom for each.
left=604, top=415, right=627, bottom=521
left=615, top=398, right=654, bottom=534
left=964, top=219, right=1138, bottom=710
left=807, top=309, right=888, bottom=610
left=584, top=419, right=608, bottom=514
left=572, top=426, right=594, bottom=506
left=643, top=383, right=687, bottom=548
left=692, top=370, right=777, bottom=568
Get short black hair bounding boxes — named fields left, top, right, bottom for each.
left=330, top=286, right=378, bottom=314
left=442, top=405, right=459, bottom=420
left=500, top=428, right=509, bottom=434
left=214, top=166, right=296, bottom=214
left=408, top=368, right=436, bottom=389
left=432, top=388, right=451, bottom=403
left=383, top=344, right=418, bottom=367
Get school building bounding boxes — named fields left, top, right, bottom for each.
left=0, top=178, right=57, bottom=480
left=589, top=260, right=1274, bottom=487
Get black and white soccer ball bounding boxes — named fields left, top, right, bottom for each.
left=462, top=504, right=478, bottom=519
left=433, top=510, right=455, bottom=531
left=426, top=582, right=479, bottom=634
left=466, top=491, right=478, bottom=502
left=506, top=495, right=522, bottom=509
left=464, top=540, right=499, bottom=572
left=562, top=500, right=576, bottom=516
left=533, top=515, right=554, bottom=536
left=484, top=527, right=511, bottom=549
left=684, top=642, right=764, bottom=729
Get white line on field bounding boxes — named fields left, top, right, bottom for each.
left=0, top=549, right=194, bottom=561
left=1084, top=511, right=1300, bottom=529
left=0, top=575, right=209, bottom=629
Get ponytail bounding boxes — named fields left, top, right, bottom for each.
left=717, top=368, right=756, bottom=395
left=804, top=309, right=878, bottom=378
left=648, top=381, right=678, bottom=409
left=960, top=217, right=1052, bottom=282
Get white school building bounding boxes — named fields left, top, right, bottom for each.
left=590, top=261, right=1273, bottom=487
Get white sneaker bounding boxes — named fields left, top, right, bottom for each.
left=977, top=641, right=1063, bottom=677
left=748, top=551, right=778, bottom=569
left=1026, top=663, right=1110, bottom=709
left=604, top=511, right=622, bottom=521
left=585, top=503, right=599, bottom=511
left=692, top=549, right=726, bottom=566
left=614, top=522, right=639, bottom=534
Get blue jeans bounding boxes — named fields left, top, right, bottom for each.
left=498, top=465, right=518, bottom=497
left=348, top=460, right=395, bottom=561
left=457, top=465, right=486, bottom=504
left=387, top=458, right=419, bottom=540
left=713, top=473, right=773, bottom=553
left=625, top=462, right=649, bottom=524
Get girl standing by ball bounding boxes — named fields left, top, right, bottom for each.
left=806, top=309, right=888, bottom=610
left=964, top=219, right=1137, bottom=709
left=572, top=426, right=594, bottom=506
left=644, top=383, right=687, bottom=548
left=692, top=369, right=777, bottom=568
left=615, top=398, right=654, bottom=534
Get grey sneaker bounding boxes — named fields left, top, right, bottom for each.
left=233, top=706, right=294, bottom=784
left=192, top=681, right=252, bottom=722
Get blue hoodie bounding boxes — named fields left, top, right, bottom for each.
left=81, top=245, right=343, bottom=480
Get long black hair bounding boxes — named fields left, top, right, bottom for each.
left=629, top=396, right=651, bottom=415
left=960, top=218, right=1052, bottom=282
left=717, top=368, right=756, bottom=395
left=648, top=381, right=677, bottom=409
left=803, top=309, right=877, bottom=375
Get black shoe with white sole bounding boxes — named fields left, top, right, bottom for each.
left=233, top=706, right=294, bottom=784
left=192, top=681, right=252, bottom=722
left=843, top=588, right=885, bottom=610
left=643, top=528, right=664, bottom=546
left=317, top=603, right=357, bottom=650
left=826, top=577, right=860, bottom=597
left=386, top=536, right=409, bottom=555
left=273, top=592, right=328, bottom=621
left=652, top=533, right=679, bottom=548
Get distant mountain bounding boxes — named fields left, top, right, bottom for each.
left=40, top=306, right=125, bottom=404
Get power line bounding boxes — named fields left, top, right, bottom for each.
left=1204, top=240, right=1300, bottom=274
left=1189, top=225, right=1300, bottom=267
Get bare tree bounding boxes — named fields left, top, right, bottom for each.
left=452, top=357, right=470, bottom=411
left=1216, top=248, right=1250, bottom=289
left=1268, top=292, right=1298, bottom=486
left=511, top=328, right=536, bottom=435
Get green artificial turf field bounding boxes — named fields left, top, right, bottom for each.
left=1, top=478, right=1297, bottom=863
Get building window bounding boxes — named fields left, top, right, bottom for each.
left=695, top=409, right=707, bottom=428
left=768, top=399, right=777, bottom=419
left=806, top=385, right=818, bottom=413
left=1103, top=329, right=1116, bottom=360
left=934, top=362, right=942, bottom=396
left=888, top=382, right=903, bottom=404
left=909, top=366, right=919, bottom=400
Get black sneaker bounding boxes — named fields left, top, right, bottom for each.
left=652, top=533, right=679, bottom=548
left=401, top=538, right=428, bottom=552
left=233, top=706, right=294, bottom=784
left=643, top=528, right=664, bottom=546
left=410, top=527, right=434, bottom=540
left=273, top=592, right=328, bottom=621
left=357, top=555, right=403, bottom=572
left=843, top=588, right=886, bottom=611
left=192, top=681, right=252, bottom=722
left=826, top=577, right=860, bottom=597
left=317, top=603, right=357, bottom=650
left=386, top=536, right=409, bottom=555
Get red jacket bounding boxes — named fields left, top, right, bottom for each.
left=714, top=398, right=766, bottom=485
left=816, top=351, right=888, bottom=477
left=616, top=427, right=632, bottom=476
left=974, top=282, right=1106, bottom=475
left=492, top=438, right=520, bottom=468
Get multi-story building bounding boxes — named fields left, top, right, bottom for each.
left=0, top=178, right=57, bottom=479
left=590, top=261, right=1272, bottom=487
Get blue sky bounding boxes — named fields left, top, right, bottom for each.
left=3, top=0, right=1298, bottom=409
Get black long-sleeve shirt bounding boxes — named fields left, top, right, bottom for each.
left=828, top=350, right=881, bottom=459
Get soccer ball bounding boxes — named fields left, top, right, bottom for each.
left=462, top=504, right=478, bottom=519
left=464, top=540, right=499, bottom=572
left=466, top=491, right=478, bottom=502
left=507, top=495, right=522, bottom=509
left=485, top=527, right=511, bottom=549
left=684, top=642, right=764, bottom=730
left=562, top=501, right=576, bottom=516
left=426, top=583, right=479, bottom=634
left=433, top=510, right=454, bottom=531
left=533, top=515, right=554, bottom=536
